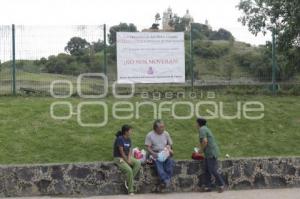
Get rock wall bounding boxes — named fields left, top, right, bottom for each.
left=0, top=157, right=299, bottom=197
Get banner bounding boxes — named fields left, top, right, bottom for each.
left=117, top=32, right=185, bottom=83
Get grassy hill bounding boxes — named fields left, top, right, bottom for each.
left=192, top=41, right=257, bottom=81
left=0, top=94, right=299, bottom=164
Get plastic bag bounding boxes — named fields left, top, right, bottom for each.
left=132, top=147, right=147, bottom=163
left=157, top=147, right=170, bottom=162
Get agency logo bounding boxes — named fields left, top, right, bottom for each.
left=50, top=73, right=265, bottom=127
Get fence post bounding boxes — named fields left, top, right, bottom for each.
left=189, top=23, right=194, bottom=90
left=103, top=24, right=107, bottom=76
left=12, top=24, right=16, bottom=95
left=272, top=28, right=277, bottom=95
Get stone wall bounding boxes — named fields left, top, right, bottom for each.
left=0, top=157, right=299, bottom=197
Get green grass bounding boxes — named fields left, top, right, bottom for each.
left=0, top=94, right=299, bottom=165
left=0, top=68, right=77, bottom=82
left=193, top=41, right=259, bottom=81
left=0, top=69, right=107, bottom=95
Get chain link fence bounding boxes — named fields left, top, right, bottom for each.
left=1, top=25, right=106, bottom=95
left=0, top=25, right=299, bottom=96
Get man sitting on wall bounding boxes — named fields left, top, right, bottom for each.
left=145, top=119, right=174, bottom=188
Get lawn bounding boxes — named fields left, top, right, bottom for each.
left=0, top=70, right=107, bottom=95
left=0, top=94, right=299, bottom=164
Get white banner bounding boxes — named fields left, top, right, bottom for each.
left=117, top=32, right=185, bottom=83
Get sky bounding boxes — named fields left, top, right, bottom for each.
left=0, top=0, right=271, bottom=46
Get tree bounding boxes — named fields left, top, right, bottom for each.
left=108, top=23, right=138, bottom=44
left=238, top=0, right=300, bottom=79
left=91, top=40, right=105, bottom=53
left=149, top=13, right=161, bottom=30
left=89, top=53, right=104, bottom=73
left=155, top=13, right=161, bottom=23
left=237, top=0, right=300, bottom=50
left=209, top=28, right=235, bottom=41
left=107, top=44, right=116, bottom=60
left=150, top=23, right=159, bottom=30
left=39, top=57, right=47, bottom=65
left=168, top=15, right=190, bottom=32
left=64, top=37, right=90, bottom=56
left=192, top=23, right=211, bottom=39
left=45, top=55, right=66, bottom=74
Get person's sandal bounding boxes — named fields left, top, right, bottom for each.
left=218, top=186, right=225, bottom=193
left=202, top=187, right=212, bottom=192
left=160, top=182, right=166, bottom=189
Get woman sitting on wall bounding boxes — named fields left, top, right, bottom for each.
left=113, top=124, right=141, bottom=195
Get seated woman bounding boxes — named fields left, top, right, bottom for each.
left=113, top=124, right=141, bottom=195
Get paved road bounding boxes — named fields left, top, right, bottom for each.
left=7, top=188, right=300, bottom=199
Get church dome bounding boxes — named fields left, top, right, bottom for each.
left=183, top=9, right=193, bottom=20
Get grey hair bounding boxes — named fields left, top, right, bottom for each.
left=153, top=119, right=163, bottom=130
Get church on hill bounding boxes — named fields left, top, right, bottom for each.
left=143, top=7, right=203, bottom=32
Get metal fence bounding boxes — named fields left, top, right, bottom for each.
left=0, top=25, right=106, bottom=96
left=0, top=25, right=299, bottom=96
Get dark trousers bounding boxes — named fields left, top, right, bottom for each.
left=154, top=157, right=174, bottom=183
left=204, top=157, right=225, bottom=188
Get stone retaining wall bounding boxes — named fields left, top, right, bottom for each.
left=0, top=157, right=299, bottom=197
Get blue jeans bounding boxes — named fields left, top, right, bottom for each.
left=154, top=157, right=174, bottom=183
left=204, top=157, right=225, bottom=188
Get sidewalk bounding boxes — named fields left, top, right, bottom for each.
left=7, top=188, right=300, bottom=199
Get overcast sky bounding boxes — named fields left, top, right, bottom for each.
left=0, top=0, right=270, bottom=45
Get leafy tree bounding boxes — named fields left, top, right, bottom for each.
left=107, top=44, right=116, bottom=60
left=209, top=28, right=235, bottom=41
left=275, top=46, right=300, bottom=80
left=64, top=37, right=90, bottom=56
left=89, top=53, right=104, bottom=73
left=150, top=23, right=160, bottom=30
left=238, top=0, right=300, bottom=80
left=233, top=46, right=273, bottom=81
left=45, top=55, right=65, bottom=74
left=192, top=23, right=211, bottom=39
left=39, top=57, right=47, bottom=65
left=237, top=0, right=300, bottom=50
left=108, top=23, right=138, bottom=44
left=149, top=13, right=162, bottom=30
left=169, top=15, right=190, bottom=32
left=171, top=20, right=234, bottom=41
left=44, top=54, right=76, bottom=74
left=91, top=40, right=105, bottom=53
left=155, top=13, right=161, bottom=23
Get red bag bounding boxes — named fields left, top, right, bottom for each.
left=192, top=152, right=204, bottom=160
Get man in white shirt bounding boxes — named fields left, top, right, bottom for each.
left=145, top=120, right=174, bottom=188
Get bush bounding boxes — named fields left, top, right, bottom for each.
left=194, top=40, right=230, bottom=58
left=233, top=49, right=272, bottom=81
left=209, top=28, right=235, bottom=41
